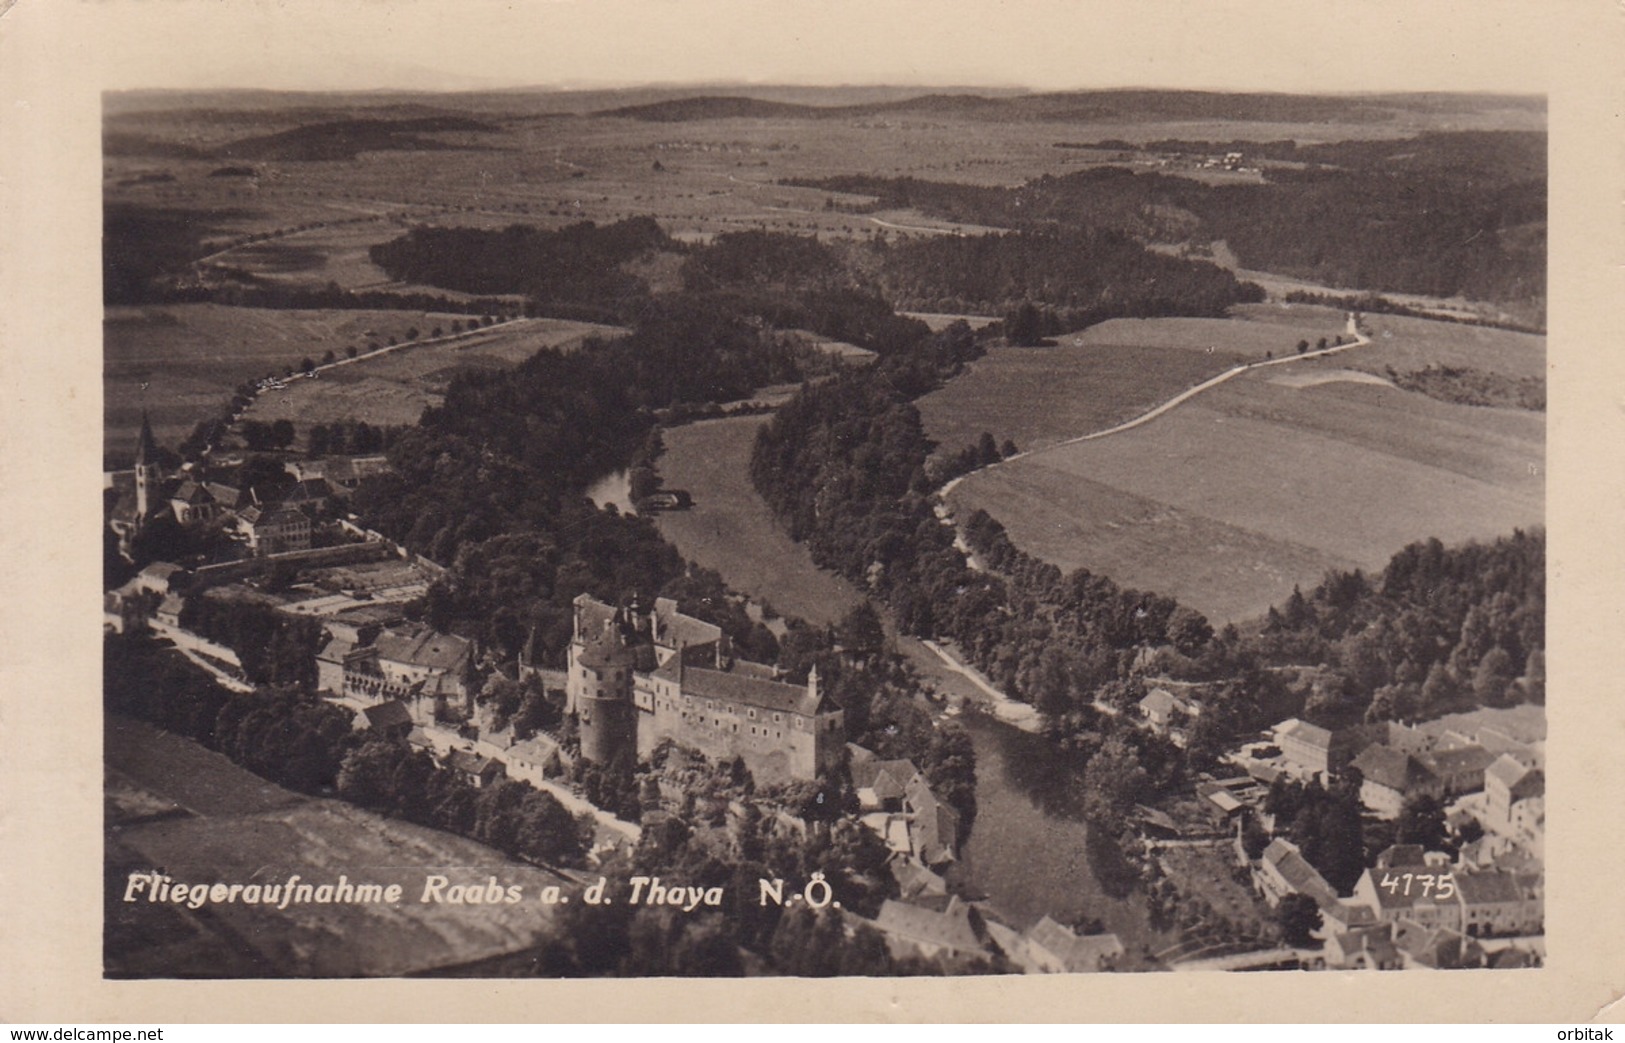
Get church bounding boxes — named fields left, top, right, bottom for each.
left=565, top=593, right=844, bottom=784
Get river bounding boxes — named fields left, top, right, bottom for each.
left=652, top=414, right=1162, bottom=957
left=585, top=469, right=636, bottom=514
left=959, top=714, right=1162, bottom=959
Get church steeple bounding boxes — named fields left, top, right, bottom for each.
left=134, top=411, right=162, bottom=524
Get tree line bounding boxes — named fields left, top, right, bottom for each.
left=105, top=633, right=590, bottom=868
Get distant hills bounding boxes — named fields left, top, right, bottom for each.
left=595, top=89, right=1544, bottom=126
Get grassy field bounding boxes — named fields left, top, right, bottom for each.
left=104, top=304, right=478, bottom=463
left=105, top=716, right=568, bottom=978
left=918, top=311, right=1351, bottom=460
left=652, top=414, right=863, bottom=627
left=1070, top=310, right=1349, bottom=360
left=242, top=317, right=623, bottom=435
left=1342, top=313, right=1547, bottom=381
left=948, top=361, right=1543, bottom=625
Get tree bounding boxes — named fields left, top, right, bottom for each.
left=301, top=357, right=316, bottom=375
left=1276, top=893, right=1322, bottom=947
left=270, top=418, right=296, bottom=450
left=1006, top=302, right=1044, bottom=347
left=1472, top=647, right=1516, bottom=707
left=345, top=345, right=358, bottom=359
left=1296, top=339, right=1309, bottom=354
left=837, top=601, right=885, bottom=655
left=1395, top=793, right=1447, bottom=852
left=321, top=349, right=336, bottom=365
left=1168, top=606, right=1214, bottom=657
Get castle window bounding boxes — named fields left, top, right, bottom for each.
left=773, top=713, right=782, bottom=723
left=748, top=709, right=756, bottom=720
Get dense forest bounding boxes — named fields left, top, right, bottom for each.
left=866, top=227, right=1262, bottom=323
left=368, top=218, right=671, bottom=322
left=789, top=131, right=1546, bottom=316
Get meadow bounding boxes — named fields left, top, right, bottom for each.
left=947, top=360, right=1543, bottom=624
left=239, top=317, right=625, bottom=437
left=917, top=309, right=1349, bottom=460
left=104, top=304, right=472, bottom=463
left=105, top=716, right=568, bottom=978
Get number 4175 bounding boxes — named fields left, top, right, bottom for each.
left=1379, top=872, right=1455, bottom=899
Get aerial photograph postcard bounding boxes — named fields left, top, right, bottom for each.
left=96, top=5, right=1548, bottom=983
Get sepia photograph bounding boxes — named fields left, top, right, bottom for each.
left=4, top=0, right=1623, bottom=1024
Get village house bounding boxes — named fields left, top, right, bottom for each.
left=1138, top=687, right=1200, bottom=744
left=1418, top=744, right=1496, bottom=797
left=1323, top=923, right=1403, bottom=971
left=850, top=754, right=923, bottom=814
left=1351, top=863, right=1457, bottom=931
left=235, top=503, right=312, bottom=556
left=1391, top=920, right=1486, bottom=970
left=871, top=897, right=993, bottom=963
left=506, top=734, right=569, bottom=782
left=1254, top=838, right=1340, bottom=910
left=1351, top=744, right=1442, bottom=818
left=442, top=749, right=506, bottom=789
left=1271, top=719, right=1376, bottom=780
left=1453, top=869, right=1542, bottom=937
left=356, top=699, right=414, bottom=742
left=168, top=480, right=218, bottom=525
left=1484, top=754, right=1544, bottom=832
left=1022, top=916, right=1124, bottom=973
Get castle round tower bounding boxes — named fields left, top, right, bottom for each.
left=573, top=622, right=639, bottom=767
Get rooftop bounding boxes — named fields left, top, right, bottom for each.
left=1025, top=916, right=1124, bottom=972
left=677, top=664, right=828, bottom=717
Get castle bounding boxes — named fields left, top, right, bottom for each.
left=565, top=593, right=844, bottom=784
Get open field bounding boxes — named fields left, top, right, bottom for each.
left=105, top=716, right=568, bottom=978
left=1341, top=313, right=1547, bottom=381
left=105, top=304, right=479, bottom=462
left=917, top=307, right=1348, bottom=460
left=242, top=317, right=623, bottom=433
left=652, top=414, right=863, bottom=627
left=948, top=361, right=1543, bottom=624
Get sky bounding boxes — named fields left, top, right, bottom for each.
left=48, top=0, right=1559, bottom=96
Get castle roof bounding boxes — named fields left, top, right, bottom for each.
left=578, top=630, right=637, bottom=670
left=678, top=664, right=829, bottom=717
left=651, top=596, right=722, bottom=650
